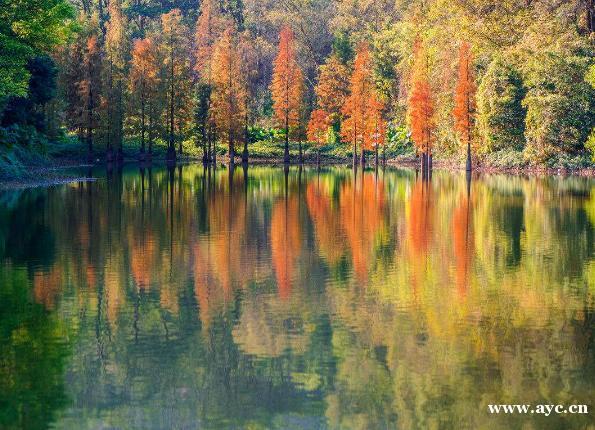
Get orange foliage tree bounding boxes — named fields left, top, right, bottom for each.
left=194, top=0, right=228, bottom=82
left=129, top=38, right=160, bottom=158
left=307, top=109, right=329, bottom=165
left=160, top=9, right=192, bottom=160
left=408, top=39, right=434, bottom=171
left=315, top=54, right=350, bottom=124
left=454, top=42, right=477, bottom=171
left=271, top=26, right=304, bottom=164
left=211, top=27, right=246, bottom=163
left=365, top=92, right=386, bottom=167
left=342, top=43, right=374, bottom=166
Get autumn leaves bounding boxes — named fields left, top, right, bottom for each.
left=306, top=43, right=386, bottom=168
left=409, top=40, right=477, bottom=174
left=66, top=0, right=478, bottom=168
left=271, top=27, right=304, bottom=164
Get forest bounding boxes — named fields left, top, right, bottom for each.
left=1, top=0, right=595, bottom=171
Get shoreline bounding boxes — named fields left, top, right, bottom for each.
left=2, top=153, right=595, bottom=190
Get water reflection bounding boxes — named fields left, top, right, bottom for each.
left=0, top=165, right=594, bottom=429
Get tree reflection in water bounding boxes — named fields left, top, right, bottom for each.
left=0, top=165, right=593, bottom=429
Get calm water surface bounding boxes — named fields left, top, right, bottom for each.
left=1, top=165, right=594, bottom=429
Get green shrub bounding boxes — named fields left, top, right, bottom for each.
left=482, top=149, right=527, bottom=169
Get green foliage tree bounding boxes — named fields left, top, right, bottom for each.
left=0, top=0, right=74, bottom=102
left=523, top=54, right=595, bottom=162
left=1, top=56, right=58, bottom=135
left=476, top=57, right=526, bottom=154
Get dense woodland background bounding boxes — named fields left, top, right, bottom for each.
left=1, top=0, right=595, bottom=168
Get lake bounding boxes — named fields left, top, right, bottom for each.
left=0, top=165, right=593, bottom=429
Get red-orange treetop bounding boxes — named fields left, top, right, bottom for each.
left=454, top=41, right=476, bottom=148
left=271, top=26, right=304, bottom=131
left=408, top=39, right=434, bottom=155
left=341, top=43, right=373, bottom=146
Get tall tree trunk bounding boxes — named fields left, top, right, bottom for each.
left=86, top=73, right=94, bottom=163
left=375, top=145, right=379, bottom=168
left=167, top=43, right=176, bottom=162
left=298, top=140, right=303, bottom=164
left=106, top=61, right=113, bottom=163
left=466, top=140, right=472, bottom=172
left=242, top=111, right=249, bottom=163
left=229, top=134, right=235, bottom=164
left=117, top=79, right=124, bottom=163
left=178, top=119, right=183, bottom=156
left=202, top=127, right=208, bottom=164
left=360, top=146, right=365, bottom=166
left=284, top=113, right=290, bottom=164
left=148, top=103, right=153, bottom=160
left=352, top=133, right=357, bottom=169
left=212, top=128, right=217, bottom=166
left=140, top=82, right=146, bottom=159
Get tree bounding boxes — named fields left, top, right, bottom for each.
left=194, top=83, right=212, bottom=163
left=522, top=53, right=595, bottom=163
left=453, top=42, right=476, bottom=171
left=307, top=109, right=329, bottom=166
left=238, top=32, right=257, bottom=163
left=211, top=27, right=246, bottom=163
left=408, top=40, right=434, bottom=173
left=159, top=9, right=192, bottom=161
left=194, top=0, right=228, bottom=82
left=476, top=56, right=526, bottom=154
left=342, top=43, right=374, bottom=167
left=104, top=0, right=128, bottom=162
left=1, top=56, right=58, bottom=134
left=271, top=26, right=304, bottom=164
left=314, top=54, right=350, bottom=124
left=365, top=93, right=386, bottom=167
left=80, top=34, right=102, bottom=161
left=0, top=0, right=74, bottom=102
left=128, top=37, right=160, bottom=159
left=194, top=0, right=228, bottom=163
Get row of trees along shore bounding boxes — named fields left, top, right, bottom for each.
left=1, top=0, right=595, bottom=170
